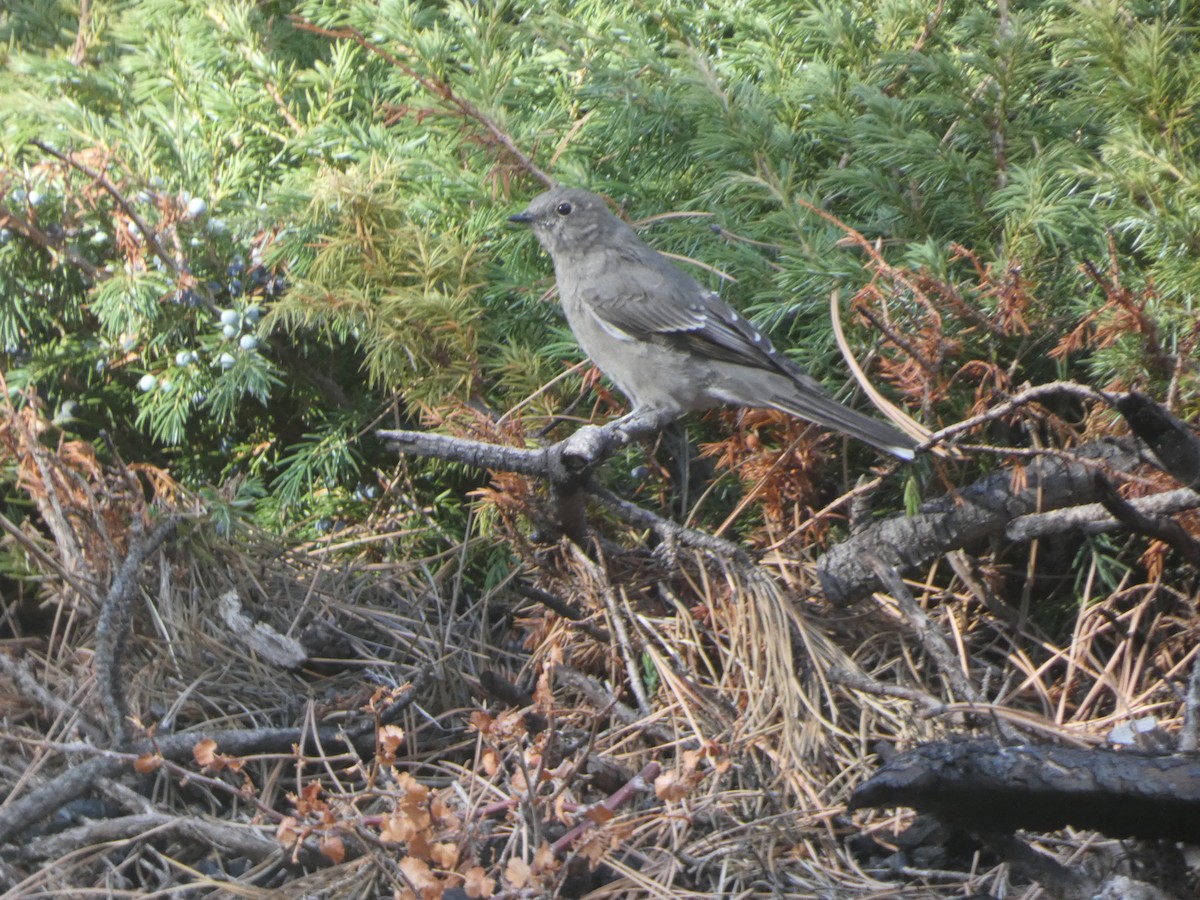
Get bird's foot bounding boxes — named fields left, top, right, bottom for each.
left=612, top=408, right=677, bottom=442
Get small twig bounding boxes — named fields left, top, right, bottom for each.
left=865, top=554, right=981, bottom=707
left=549, top=761, right=661, bottom=855
left=921, top=381, right=1117, bottom=451
left=29, top=140, right=180, bottom=278
left=1081, top=251, right=1174, bottom=381
left=289, top=18, right=552, bottom=187
left=854, top=303, right=937, bottom=376
left=657, top=249, right=736, bottom=283
left=573, top=547, right=651, bottom=716
left=0, top=511, right=93, bottom=597
left=513, top=582, right=611, bottom=643
left=865, top=555, right=1025, bottom=743
left=0, top=721, right=369, bottom=846
left=477, top=670, right=547, bottom=735
left=548, top=110, right=594, bottom=169
left=553, top=666, right=675, bottom=747
left=13, top=812, right=282, bottom=867
left=151, top=753, right=283, bottom=820
left=587, top=481, right=748, bottom=562
left=978, top=833, right=1097, bottom=900
left=359, top=668, right=430, bottom=733
left=946, top=244, right=1021, bottom=338
left=0, top=654, right=105, bottom=743
left=70, top=0, right=93, bottom=66
left=766, top=475, right=885, bottom=547
left=469, top=797, right=520, bottom=820
left=881, top=0, right=948, bottom=95
left=707, top=222, right=785, bottom=259
left=94, top=777, right=157, bottom=816
left=826, top=666, right=948, bottom=716
left=27, top=442, right=91, bottom=586
left=261, top=75, right=303, bottom=135
left=795, top=198, right=953, bottom=375
left=0, top=203, right=100, bottom=279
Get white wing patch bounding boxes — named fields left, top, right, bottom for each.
left=590, top=308, right=638, bottom=342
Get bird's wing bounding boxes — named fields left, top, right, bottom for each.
left=580, top=255, right=804, bottom=379
left=575, top=249, right=919, bottom=459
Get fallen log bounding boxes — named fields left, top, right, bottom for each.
left=850, top=738, right=1200, bottom=843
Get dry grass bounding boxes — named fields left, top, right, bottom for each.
left=1, top=392, right=1198, bottom=899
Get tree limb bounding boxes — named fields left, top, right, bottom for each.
left=1116, top=391, right=1200, bottom=486
left=818, top=439, right=1142, bottom=605
left=380, top=416, right=743, bottom=555
left=850, top=738, right=1200, bottom=844
left=1092, top=473, right=1200, bottom=564
left=1006, top=486, right=1200, bottom=540
left=95, top=517, right=180, bottom=745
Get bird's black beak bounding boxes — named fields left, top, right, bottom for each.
left=508, top=211, right=533, bottom=225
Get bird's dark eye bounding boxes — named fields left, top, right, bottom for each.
left=555, top=202, right=573, bottom=216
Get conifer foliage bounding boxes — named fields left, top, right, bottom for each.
left=2, top=1, right=1199, bottom=522
left=3, top=1, right=1200, bottom=896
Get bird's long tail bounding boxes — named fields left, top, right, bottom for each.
left=766, top=389, right=918, bottom=460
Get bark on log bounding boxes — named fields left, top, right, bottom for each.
left=817, top=439, right=1141, bottom=605
left=849, top=738, right=1200, bottom=842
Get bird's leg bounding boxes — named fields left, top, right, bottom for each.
left=612, top=406, right=678, bottom=442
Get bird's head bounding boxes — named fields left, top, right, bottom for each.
left=509, top=187, right=626, bottom=258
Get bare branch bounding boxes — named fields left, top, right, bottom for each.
left=95, top=517, right=180, bottom=745
left=0, top=672, right=427, bottom=847
left=818, top=439, right=1141, bottom=605
left=380, top=418, right=746, bottom=557
left=549, top=761, right=661, bottom=856
left=921, top=381, right=1117, bottom=451
left=1115, top=390, right=1200, bottom=486
left=851, top=738, right=1200, bottom=844
left=0, top=654, right=104, bottom=743
left=826, top=666, right=948, bottom=715
left=866, top=555, right=981, bottom=706
left=16, top=812, right=280, bottom=866
left=1006, top=486, right=1200, bottom=540
left=1092, top=473, right=1200, bottom=564
left=586, top=481, right=747, bottom=560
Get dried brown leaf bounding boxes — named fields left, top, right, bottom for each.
left=464, top=866, right=495, bottom=898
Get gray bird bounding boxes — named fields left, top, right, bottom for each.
left=509, top=187, right=917, bottom=460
